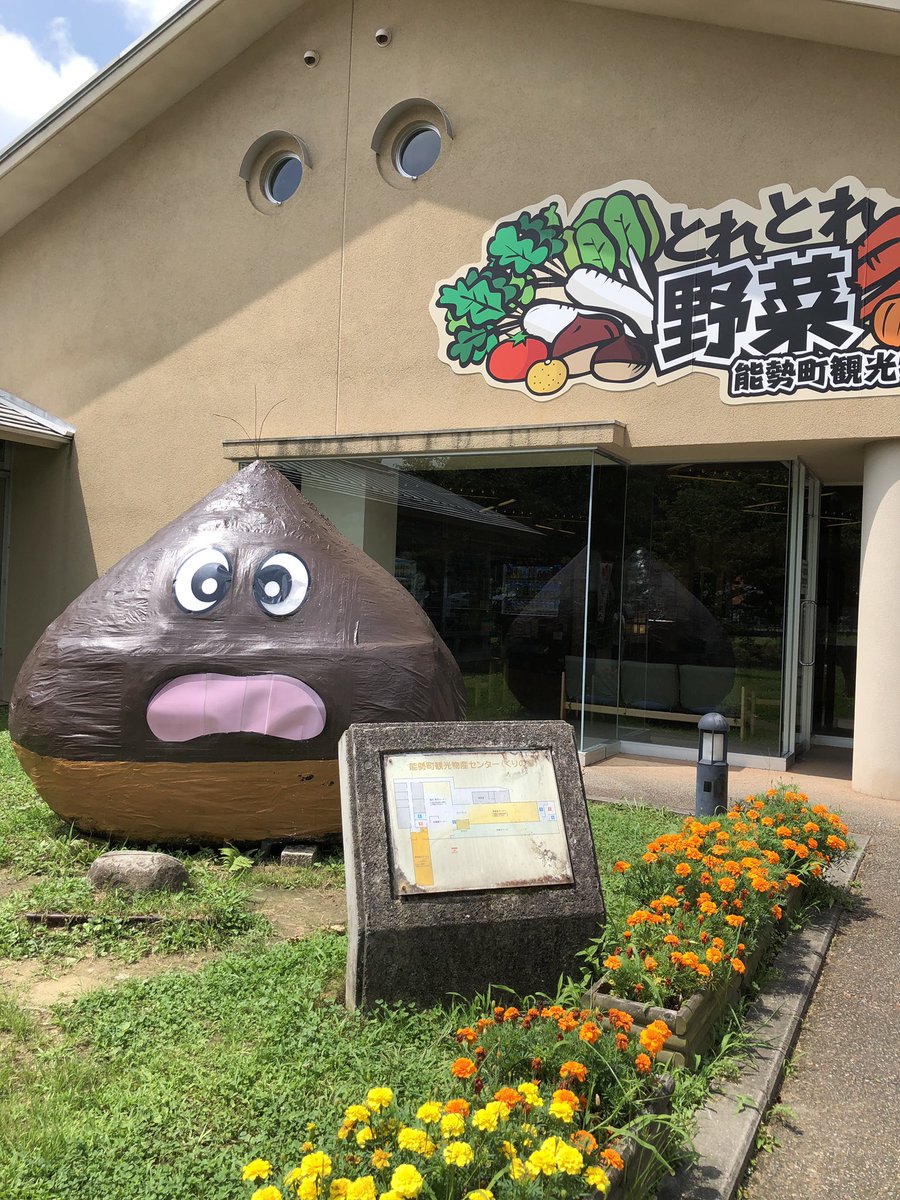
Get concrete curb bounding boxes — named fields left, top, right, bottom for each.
left=657, top=837, right=869, bottom=1200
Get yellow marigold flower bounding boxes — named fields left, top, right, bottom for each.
left=300, top=1154, right=333, bottom=1181
left=549, top=1100, right=576, bottom=1123
left=366, top=1088, right=394, bottom=1113
left=583, top=1165, right=611, bottom=1192
left=371, top=1151, right=391, bottom=1171
left=377, top=1193, right=400, bottom=1200
left=389, top=1166, right=423, bottom=1200
left=440, top=1112, right=466, bottom=1139
left=345, top=1105, right=371, bottom=1125
left=516, top=1081, right=543, bottom=1106
left=347, top=1178, right=377, bottom=1200
left=555, top=1143, right=584, bottom=1176
left=465, top=1192, right=494, bottom=1200
left=509, top=1157, right=527, bottom=1180
left=415, top=1102, right=442, bottom=1125
left=501, top=1139, right=518, bottom=1160
left=443, top=1141, right=475, bottom=1168
left=328, top=1180, right=350, bottom=1200
left=472, top=1101, right=509, bottom=1132
left=252, top=1189, right=283, bottom=1200
left=397, top=1128, right=432, bottom=1154
left=356, top=1128, right=374, bottom=1147
left=526, top=1146, right=557, bottom=1178
left=244, top=1160, right=274, bottom=1182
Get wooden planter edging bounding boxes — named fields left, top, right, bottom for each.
left=581, top=864, right=815, bottom=1067
left=601, top=1075, right=676, bottom=1200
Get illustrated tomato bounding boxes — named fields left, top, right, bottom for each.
left=486, top=336, right=549, bottom=382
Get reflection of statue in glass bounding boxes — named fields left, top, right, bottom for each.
left=503, top=547, right=735, bottom=717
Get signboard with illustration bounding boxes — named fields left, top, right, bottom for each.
left=431, top=177, right=900, bottom=404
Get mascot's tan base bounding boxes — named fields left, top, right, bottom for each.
left=14, top=744, right=342, bottom=843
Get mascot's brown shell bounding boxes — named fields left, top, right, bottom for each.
left=10, top=461, right=466, bottom=843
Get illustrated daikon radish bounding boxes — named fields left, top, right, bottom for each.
left=564, top=268, right=654, bottom=335
left=522, top=302, right=582, bottom=344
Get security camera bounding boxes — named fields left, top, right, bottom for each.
left=374, top=28, right=392, bottom=46
left=303, top=49, right=320, bottom=67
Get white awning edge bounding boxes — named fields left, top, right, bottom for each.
left=0, top=389, right=75, bottom=448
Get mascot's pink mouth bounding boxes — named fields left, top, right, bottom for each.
left=146, top=673, right=327, bottom=743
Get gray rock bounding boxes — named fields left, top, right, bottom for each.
left=88, top=850, right=190, bottom=893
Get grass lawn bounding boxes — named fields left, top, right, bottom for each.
left=0, top=732, right=683, bottom=1200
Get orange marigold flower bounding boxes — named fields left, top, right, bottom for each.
left=663, top=934, right=680, bottom=946
left=601, top=1148, right=625, bottom=1172
left=810, top=863, right=823, bottom=877
left=456, top=1027, right=477, bottom=1044
left=552, top=1088, right=579, bottom=1107
left=607, top=1008, right=633, bottom=1033
left=444, top=1099, right=470, bottom=1117
left=560, top=1061, right=588, bottom=1083
left=643, top=956, right=658, bottom=973
left=579, top=1021, right=602, bottom=1045
left=494, top=1087, right=519, bottom=1108
left=451, top=1058, right=477, bottom=1079
left=731, top=958, right=746, bottom=974
left=634, top=1053, right=652, bottom=1075
left=771, top=904, right=783, bottom=920
left=558, top=1013, right=578, bottom=1033
left=612, top=860, right=631, bottom=873
left=475, top=1018, right=494, bottom=1032
left=717, top=877, right=736, bottom=893
left=604, top=955, right=622, bottom=971
left=675, top=862, right=692, bottom=878
left=571, top=1130, right=598, bottom=1154
left=695, top=963, right=712, bottom=978
left=699, top=871, right=713, bottom=886
left=615, top=1032, right=630, bottom=1052
left=639, top=1020, right=671, bottom=1056
left=502, top=1006, right=520, bottom=1022
left=706, top=947, right=723, bottom=965
left=642, top=852, right=659, bottom=864
left=784, top=872, right=802, bottom=887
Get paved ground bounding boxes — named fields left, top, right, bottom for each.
left=583, top=749, right=900, bottom=1198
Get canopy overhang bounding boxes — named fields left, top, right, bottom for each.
left=0, top=390, right=75, bottom=449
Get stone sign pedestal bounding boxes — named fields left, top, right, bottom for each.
left=339, top=720, right=605, bottom=1010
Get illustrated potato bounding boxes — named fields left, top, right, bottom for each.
left=9, top=462, right=466, bottom=844
left=872, top=297, right=900, bottom=348
left=590, top=334, right=652, bottom=383
left=526, top=358, right=569, bottom=397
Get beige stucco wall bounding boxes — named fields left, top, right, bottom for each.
left=1, top=0, right=900, bottom=689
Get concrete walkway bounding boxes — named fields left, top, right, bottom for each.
left=582, top=749, right=900, bottom=1199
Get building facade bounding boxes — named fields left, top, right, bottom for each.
left=0, top=0, right=898, bottom=794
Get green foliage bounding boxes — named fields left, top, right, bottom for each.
left=0, top=937, right=456, bottom=1200
left=219, top=845, right=257, bottom=874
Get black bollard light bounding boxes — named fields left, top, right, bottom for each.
left=695, top=711, right=729, bottom=817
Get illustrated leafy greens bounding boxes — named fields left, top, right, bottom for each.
left=436, top=191, right=664, bottom=366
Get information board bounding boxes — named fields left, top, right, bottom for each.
left=382, top=749, right=573, bottom=895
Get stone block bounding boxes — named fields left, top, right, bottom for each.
left=280, top=844, right=321, bottom=867
left=339, top=720, right=605, bottom=1010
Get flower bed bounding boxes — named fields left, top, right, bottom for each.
left=240, top=1001, right=684, bottom=1200
left=579, top=785, right=851, bottom=1064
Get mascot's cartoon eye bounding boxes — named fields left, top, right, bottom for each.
left=173, top=548, right=233, bottom=613
left=253, top=552, right=310, bottom=617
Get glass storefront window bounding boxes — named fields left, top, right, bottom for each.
left=274, top=452, right=793, bottom=762
left=813, top=486, right=861, bottom=739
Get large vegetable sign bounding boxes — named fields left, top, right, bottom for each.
left=431, top=177, right=900, bottom=404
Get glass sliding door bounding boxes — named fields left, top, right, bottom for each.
left=582, top=462, right=791, bottom=758
left=812, top=486, right=861, bottom=742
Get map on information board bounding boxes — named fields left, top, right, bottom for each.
left=382, top=750, right=573, bottom=895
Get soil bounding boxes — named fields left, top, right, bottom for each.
left=0, top=878, right=347, bottom=1015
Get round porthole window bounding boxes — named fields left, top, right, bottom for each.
left=393, top=123, right=441, bottom=180
left=262, top=153, right=303, bottom=205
